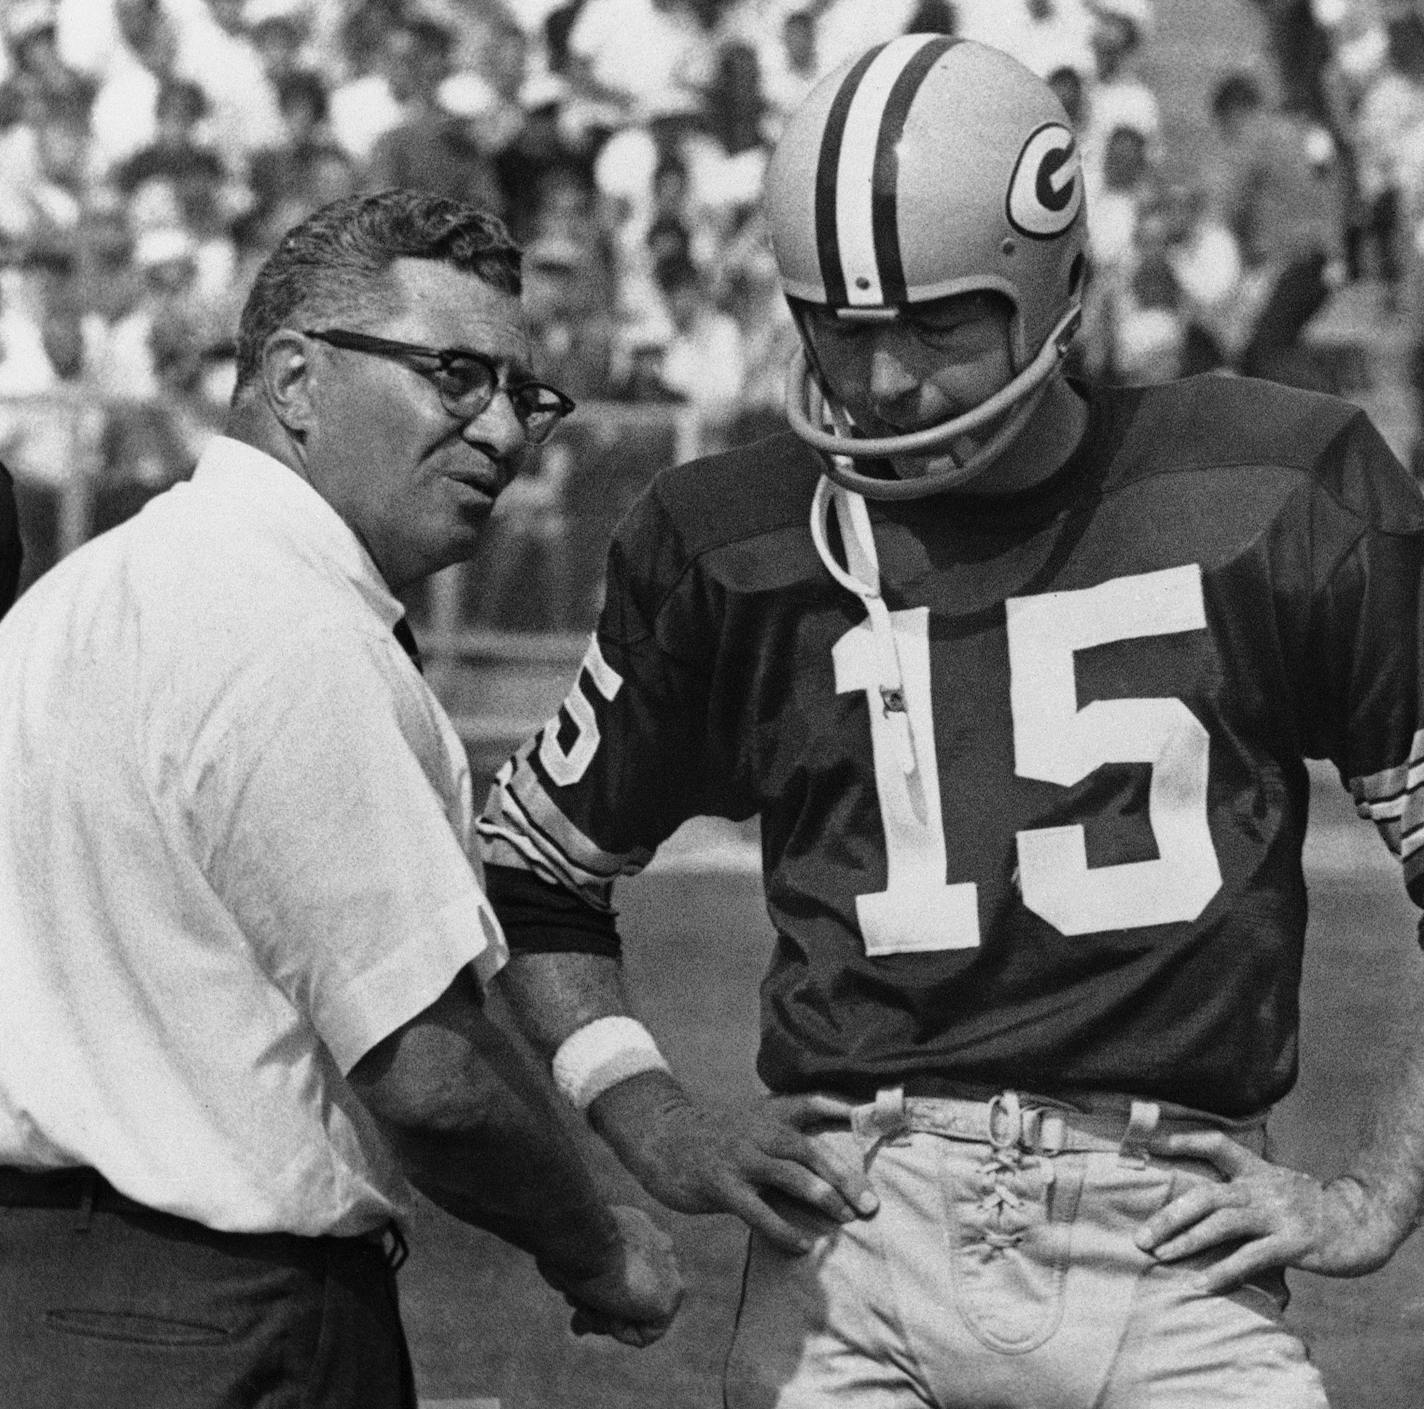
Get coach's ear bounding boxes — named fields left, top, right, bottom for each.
left=261, top=329, right=317, bottom=438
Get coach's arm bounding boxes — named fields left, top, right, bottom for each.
left=348, top=965, right=683, bottom=1344
left=489, top=868, right=878, bottom=1256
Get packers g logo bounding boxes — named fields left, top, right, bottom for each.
left=1006, top=123, right=1082, bottom=239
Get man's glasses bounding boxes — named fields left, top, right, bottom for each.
left=303, top=328, right=576, bottom=445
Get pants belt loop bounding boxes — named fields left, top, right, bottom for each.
left=1117, top=1099, right=1161, bottom=1168
left=988, top=1090, right=1023, bottom=1150
left=852, top=1085, right=908, bottom=1151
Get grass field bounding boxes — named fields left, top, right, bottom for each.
left=397, top=767, right=1424, bottom=1409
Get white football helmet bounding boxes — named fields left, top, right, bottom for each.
left=766, top=36, right=1088, bottom=499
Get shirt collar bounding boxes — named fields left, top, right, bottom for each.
left=190, top=435, right=405, bottom=632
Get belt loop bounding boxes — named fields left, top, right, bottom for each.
left=1027, top=1109, right=1065, bottom=1157
left=852, top=1085, right=908, bottom=1147
left=73, top=1169, right=98, bottom=1233
left=1118, top=1100, right=1160, bottom=1169
left=988, top=1090, right=1023, bottom=1150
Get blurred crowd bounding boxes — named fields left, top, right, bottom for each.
left=0, top=0, right=1422, bottom=503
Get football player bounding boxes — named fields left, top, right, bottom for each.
left=479, top=37, right=1424, bottom=1406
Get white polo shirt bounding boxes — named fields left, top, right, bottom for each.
left=0, top=436, right=506, bottom=1236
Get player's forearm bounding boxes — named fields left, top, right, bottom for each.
left=1335, top=1025, right=1424, bottom=1255
left=496, top=953, right=699, bottom=1189
left=496, top=950, right=635, bottom=1056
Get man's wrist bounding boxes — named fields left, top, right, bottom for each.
left=552, top=1016, right=671, bottom=1110
left=532, top=1199, right=624, bottom=1287
left=1325, top=1172, right=1417, bottom=1261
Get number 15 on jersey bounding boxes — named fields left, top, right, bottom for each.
left=834, top=565, right=1223, bottom=956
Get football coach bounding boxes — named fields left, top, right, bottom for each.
left=0, top=190, right=682, bottom=1408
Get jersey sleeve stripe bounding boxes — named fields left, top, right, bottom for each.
left=1349, top=734, right=1424, bottom=872
left=475, top=748, right=653, bottom=907
left=1350, top=729, right=1424, bottom=805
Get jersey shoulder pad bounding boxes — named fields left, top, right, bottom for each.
left=646, top=430, right=825, bottom=559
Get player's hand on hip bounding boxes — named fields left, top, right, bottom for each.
left=544, top=1204, right=684, bottom=1347
left=590, top=1072, right=879, bottom=1254
left=1134, top=1130, right=1404, bottom=1292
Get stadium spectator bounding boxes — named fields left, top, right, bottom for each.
left=655, top=251, right=745, bottom=422
left=564, top=0, right=711, bottom=122
left=0, top=458, right=18, bottom=615
left=521, top=231, right=619, bottom=400
left=1079, top=0, right=1161, bottom=189
left=112, top=77, right=224, bottom=202
left=494, top=75, right=598, bottom=244
left=248, top=6, right=309, bottom=86
left=75, top=209, right=164, bottom=401
left=327, top=5, right=420, bottom=165
left=705, top=40, right=770, bottom=157
left=62, top=0, right=280, bottom=178
left=247, top=69, right=345, bottom=238
left=715, top=209, right=800, bottom=442
left=973, top=0, right=1096, bottom=77
left=1145, top=178, right=1245, bottom=375
left=0, top=265, right=61, bottom=398
left=1080, top=120, right=1159, bottom=379
left=0, top=86, right=97, bottom=255
left=81, top=0, right=185, bottom=175
left=1207, top=67, right=1348, bottom=388
left=1348, top=12, right=1424, bottom=311
left=0, top=2, right=87, bottom=128
left=364, top=19, right=507, bottom=217
left=807, top=0, right=919, bottom=66
left=608, top=334, right=681, bottom=402
left=0, top=188, right=684, bottom=1407
left=1398, top=40, right=1424, bottom=476
left=756, top=7, right=825, bottom=135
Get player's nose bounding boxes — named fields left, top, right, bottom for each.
left=866, top=336, right=919, bottom=410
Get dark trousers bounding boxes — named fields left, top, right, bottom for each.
left=1238, top=251, right=1332, bottom=386
left=0, top=1170, right=418, bottom=1409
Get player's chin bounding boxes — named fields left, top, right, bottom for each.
left=888, top=437, right=984, bottom=484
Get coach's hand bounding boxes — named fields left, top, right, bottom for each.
left=1134, top=1130, right=1408, bottom=1293
left=588, top=1071, right=878, bottom=1255
left=542, top=1204, right=684, bottom=1347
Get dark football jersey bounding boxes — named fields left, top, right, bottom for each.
left=479, top=375, right=1424, bottom=1117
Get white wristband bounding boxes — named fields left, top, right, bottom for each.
left=551, top=1016, right=671, bottom=1110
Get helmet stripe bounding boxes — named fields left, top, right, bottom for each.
left=828, top=36, right=957, bottom=307
left=871, top=37, right=960, bottom=304
left=813, top=44, right=885, bottom=307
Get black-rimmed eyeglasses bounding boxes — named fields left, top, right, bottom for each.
left=303, top=328, right=576, bottom=445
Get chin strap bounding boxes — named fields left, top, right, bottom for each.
left=810, top=475, right=928, bottom=820
left=787, top=304, right=1081, bottom=502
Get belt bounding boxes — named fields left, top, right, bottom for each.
left=0, top=1165, right=410, bottom=1268
left=0, top=1165, right=156, bottom=1215
left=850, top=1088, right=1268, bottom=1166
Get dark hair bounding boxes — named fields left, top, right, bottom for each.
left=275, top=68, right=329, bottom=124
left=155, top=76, right=208, bottom=124
left=1211, top=71, right=1262, bottom=120
left=232, top=188, right=522, bottom=398
left=405, top=16, right=453, bottom=57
